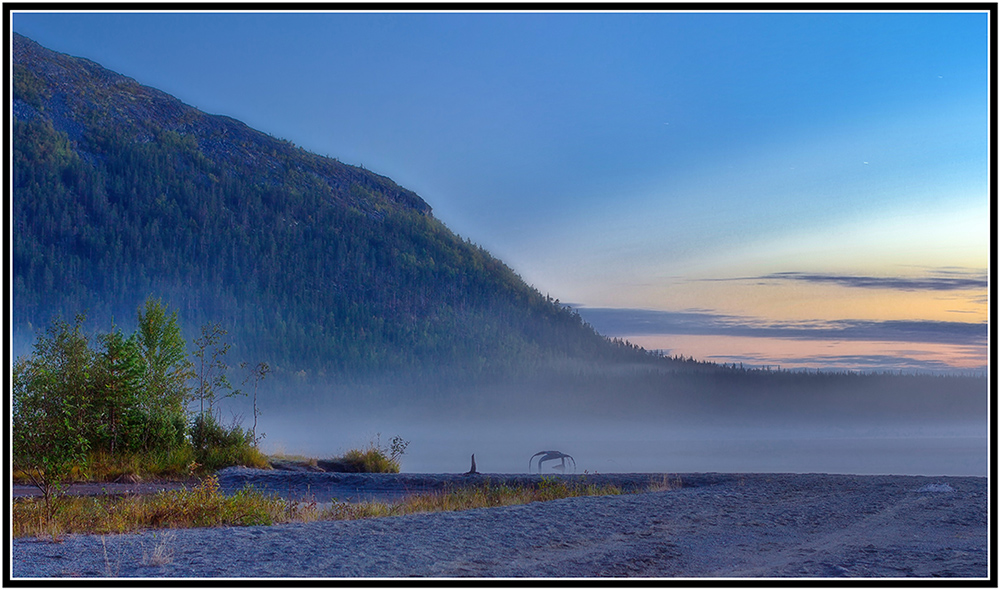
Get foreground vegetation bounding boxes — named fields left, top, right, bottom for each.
left=12, top=298, right=269, bottom=514
left=13, top=476, right=625, bottom=540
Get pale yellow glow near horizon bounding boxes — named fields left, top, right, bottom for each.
left=646, top=280, right=987, bottom=324
left=608, top=203, right=988, bottom=325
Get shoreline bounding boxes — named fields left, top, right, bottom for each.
left=11, top=472, right=988, bottom=579
left=15, top=469, right=984, bottom=502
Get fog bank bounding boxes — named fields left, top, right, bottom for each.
left=226, top=369, right=988, bottom=477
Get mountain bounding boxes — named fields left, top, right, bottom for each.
left=11, top=33, right=660, bottom=379
left=11, top=34, right=987, bottom=475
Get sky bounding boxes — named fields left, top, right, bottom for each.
left=10, top=9, right=991, bottom=373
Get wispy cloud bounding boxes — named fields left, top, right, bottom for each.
left=577, top=308, right=987, bottom=346
left=761, top=271, right=988, bottom=291
left=702, top=268, right=988, bottom=292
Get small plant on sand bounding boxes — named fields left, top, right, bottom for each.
left=647, top=474, right=683, bottom=492
left=387, top=435, right=410, bottom=465
left=142, top=531, right=177, bottom=567
left=102, top=535, right=123, bottom=576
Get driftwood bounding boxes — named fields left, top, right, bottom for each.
left=529, top=451, right=576, bottom=474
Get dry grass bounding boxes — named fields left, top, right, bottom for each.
left=336, top=447, right=399, bottom=473
left=326, top=477, right=623, bottom=520
left=14, top=476, right=626, bottom=539
left=13, top=447, right=263, bottom=486
left=141, top=531, right=177, bottom=566
left=647, top=474, right=683, bottom=492
left=13, top=476, right=289, bottom=539
left=327, top=434, right=407, bottom=473
left=78, top=449, right=202, bottom=482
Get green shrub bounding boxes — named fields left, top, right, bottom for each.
left=191, top=413, right=268, bottom=471
left=338, top=448, right=399, bottom=473
left=328, top=434, right=409, bottom=473
left=128, top=411, right=187, bottom=453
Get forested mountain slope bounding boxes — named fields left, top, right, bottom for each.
left=11, top=33, right=657, bottom=378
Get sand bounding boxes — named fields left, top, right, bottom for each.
left=10, top=472, right=988, bottom=579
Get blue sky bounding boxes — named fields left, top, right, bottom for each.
left=11, top=10, right=990, bottom=372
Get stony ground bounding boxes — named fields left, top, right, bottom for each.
left=10, top=472, right=988, bottom=579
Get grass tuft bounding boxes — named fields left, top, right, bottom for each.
left=13, top=476, right=287, bottom=538
left=326, top=477, right=623, bottom=520
left=647, top=474, right=683, bottom=492
left=325, top=434, right=408, bottom=473
left=336, top=448, right=399, bottom=473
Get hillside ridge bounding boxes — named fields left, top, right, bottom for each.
left=12, top=32, right=431, bottom=217
left=11, top=33, right=658, bottom=378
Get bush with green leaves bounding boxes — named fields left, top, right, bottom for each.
left=12, top=315, right=93, bottom=513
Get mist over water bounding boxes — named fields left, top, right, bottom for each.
left=240, top=370, right=988, bottom=477
left=262, top=417, right=986, bottom=477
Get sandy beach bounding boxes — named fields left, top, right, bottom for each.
left=10, top=472, right=988, bottom=579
